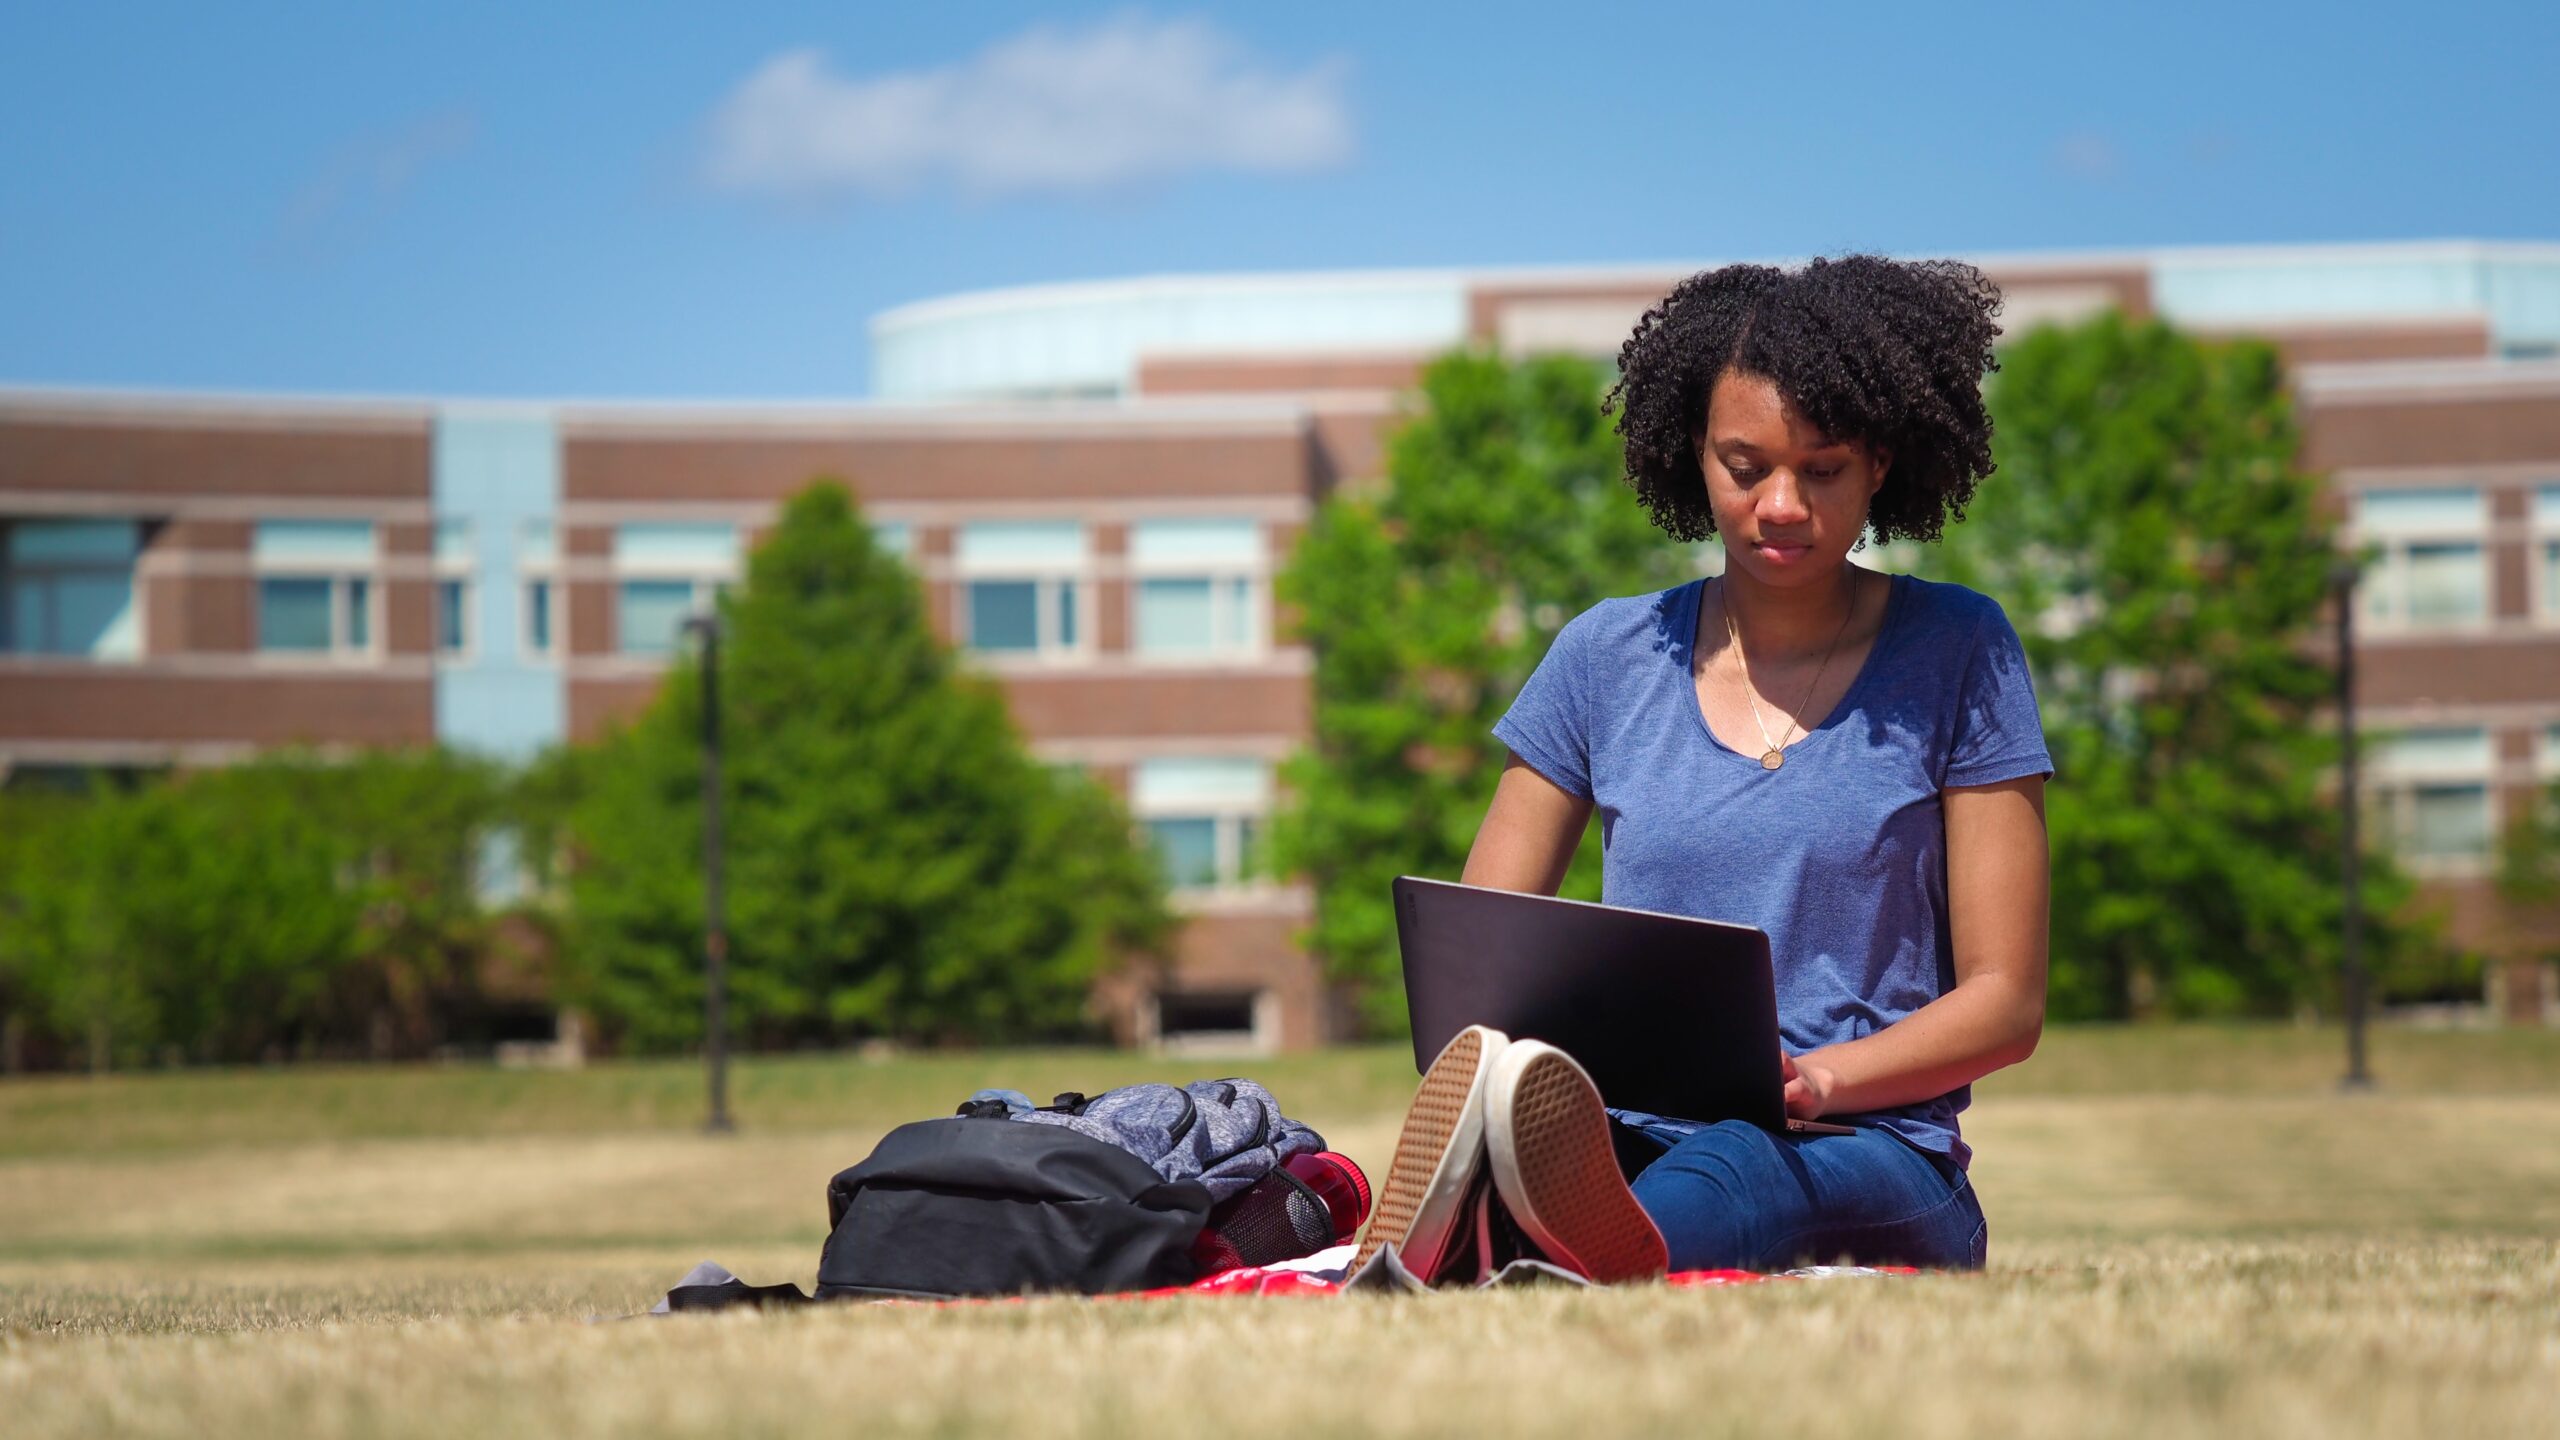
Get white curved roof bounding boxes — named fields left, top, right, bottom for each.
left=871, top=242, right=2560, bottom=401
left=871, top=269, right=1471, bottom=401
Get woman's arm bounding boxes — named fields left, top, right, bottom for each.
left=1459, top=754, right=1593, bottom=896
left=1782, top=774, right=2051, bottom=1119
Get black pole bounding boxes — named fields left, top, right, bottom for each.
left=689, top=614, right=735, bottom=1133
left=2334, top=561, right=2373, bottom=1092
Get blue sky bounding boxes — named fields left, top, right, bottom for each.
left=4, top=2, right=2555, bottom=399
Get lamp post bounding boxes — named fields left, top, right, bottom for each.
left=684, top=612, right=735, bottom=1133
left=2332, top=559, right=2373, bottom=1092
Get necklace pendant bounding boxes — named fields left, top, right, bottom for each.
left=1760, top=749, right=1785, bottom=771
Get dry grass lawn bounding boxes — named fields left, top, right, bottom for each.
left=3, top=1027, right=2558, bottom=1437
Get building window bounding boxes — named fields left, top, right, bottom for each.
left=873, top=521, right=914, bottom=564
left=2534, top=485, right=2560, bottom=623
left=956, top=521, right=1087, bottom=660
left=614, top=522, right=737, bottom=657
left=1132, top=756, right=1271, bottom=893
left=2354, top=489, right=2486, bottom=631
left=1131, top=518, right=1262, bottom=659
left=1149, top=988, right=1272, bottom=1055
left=2368, top=727, right=2494, bottom=867
left=254, top=520, right=377, bottom=657
left=1, top=519, right=142, bottom=660
left=432, top=520, right=473, bottom=659
left=518, top=521, right=559, bottom=659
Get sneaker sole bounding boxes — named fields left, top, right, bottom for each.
left=1485, top=1044, right=1667, bottom=1285
left=1352, top=1025, right=1504, bottom=1280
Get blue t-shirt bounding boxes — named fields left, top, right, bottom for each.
left=1490, top=570, right=2054, bottom=1167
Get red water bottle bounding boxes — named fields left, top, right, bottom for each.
left=1191, top=1151, right=1375, bottom=1275
left=1284, top=1151, right=1371, bottom=1242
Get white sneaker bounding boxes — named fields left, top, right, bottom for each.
left=1483, top=1040, right=1668, bottom=1285
left=1352, top=1025, right=1509, bottom=1283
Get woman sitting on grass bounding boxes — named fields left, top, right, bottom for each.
left=1358, top=255, right=2052, bottom=1282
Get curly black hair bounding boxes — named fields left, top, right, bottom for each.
left=1602, top=255, right=2003, bottom=545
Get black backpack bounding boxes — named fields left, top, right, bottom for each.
left=814, top=1080, right=1325, bottom=1300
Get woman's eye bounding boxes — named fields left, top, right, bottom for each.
left=1726, top=466, right=1759, bottom=481
left=1810, top=468, right=1844, bottom=480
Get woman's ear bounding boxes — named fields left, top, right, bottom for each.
left=1867, top=446, right=1893, bottom=496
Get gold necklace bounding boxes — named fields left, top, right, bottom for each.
left=1721, top=568, right=1860, bottom=772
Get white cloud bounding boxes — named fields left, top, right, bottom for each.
left=701, top=14, right=1354, bottom=201
left=277, top=108, right=477, bottom=257
left=2051, top=131, right=2123, bottom=183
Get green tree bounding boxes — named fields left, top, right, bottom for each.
left=1936, top=311, right=2436, bottom=1018
left=0, top=749, right=520, bottom=1068
left=1273, top=350, right=1694, bottom=1033
left=557, top=480, right=1170, bottom=1051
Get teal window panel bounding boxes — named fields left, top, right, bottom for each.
left=968, top=580, right=1040, bottom=651
left=2403, top=543, right=2485, bottom=622
left=258, top=577, right=335, bottom=651
left=956, top=521, right=1084, bottom=570
left=617, top=579, right=697, bottom=656
left=1133, top=757, right=1268, bottom=811
left=435, top=579, right=469, bottom=655
left=2407, top=784, right=2491, bottom=858
left=2358, top=488, right=2484, bottom=534
left=7, top=519, right=140, bottom=564
left=253, top=519, right=376, bottom=565
left=526, top=579, right=555, bottom=654
left=435, top=520, right=474, bottom=565
left=1138, top=577, right=1216, bottom=650
left=616, top=522, right=738, bottom=569
left=346, top=578, right=371, bottom=649
left=1146, top=817, right=1220, bottom=890
left=1130, top=518, right=1258, bottom=567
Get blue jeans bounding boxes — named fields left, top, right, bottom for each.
left=1612, top=1117, right=1987, bottom=1273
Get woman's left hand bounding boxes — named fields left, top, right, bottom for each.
left=1780, top=1050, right=1840, bottom=1120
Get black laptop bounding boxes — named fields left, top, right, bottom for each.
left=1393, top=875, right=1855, bottom=1136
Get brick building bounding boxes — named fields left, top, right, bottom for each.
left=5, top=240, right=2557, bottom=1045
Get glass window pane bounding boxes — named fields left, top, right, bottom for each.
left=258, top=577, right=334, bottom=651
left=345, top=578, right=370, bottom=649
left=2543, top=541, right=2560, bottom=617
left=2407, top=784, right=2490, bottom=857
left=615, top=522, right=737, bottom=569
left=2357, top=488, right=2483, bottom=535
left=52, top=575, right=135, bottom=656
left=956, top=521, right=1084, bottom=571
left=1137, top=578, right=1215, bottom=651
left=1133, top=757, right=1270, bottom=810
left=519, top=520, right=558, bottom=567
left=253, top=520, right=375, bottom=565
left=2360, top=562, right=2395, bottom=624
left=1147, top=817, right=1220, bottom=890
left=1236, top=816, right=1265, bottom=882
left=7, top=519, right=139, bottom=564
left=435, top=579, right=467, bottom=653
left=1130, top=518, right=1258, bottom=567
left=474, top=827, right=528, bottom=908
left=968, top=580, right=1039, bottom=651
left=618, top=579, right=695, bottom=656
left=526, top=579, right=553, bottom=653
left=435, top=520, right=474, bottom=565
left=7, top=578, right=50, bottom=652
left=2403, top=543, right=2483, bottom=622
left=1219, top=576, right=1251, bottom=648
left=1056, top=581, right=1078, bottom=647
left=2377, top=727, right=2491, bottom=775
